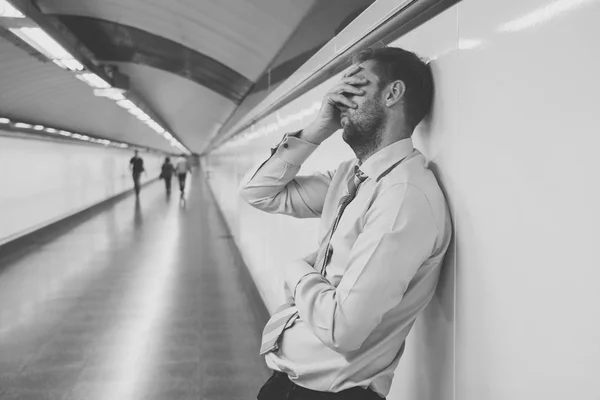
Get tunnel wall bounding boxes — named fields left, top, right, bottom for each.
left=0, top=132, right=163, bottom=246
left=203, top=0, right=600, bottom=399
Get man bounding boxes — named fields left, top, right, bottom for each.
left=239, top=47, right=452, bottom=400
left=129, top=150, right=145, bottom=196
left=160, top=157, right=175, bottom=194
left=174, top=154, right=191, bottom=196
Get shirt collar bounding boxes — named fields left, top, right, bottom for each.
left=357, top=138, right=414, bottom=181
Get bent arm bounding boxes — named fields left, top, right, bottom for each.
left=239, top=133, right=334, bottom=219
left=281, top=185, right=439, bottom=352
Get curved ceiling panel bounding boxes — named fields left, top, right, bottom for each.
left=37, top=0, right=317, bottom=81
left=113, top=62, right=237, bottom=154
left=0, top=37, right=174, bottom=153
left=58, top=16, right=252, bottom=104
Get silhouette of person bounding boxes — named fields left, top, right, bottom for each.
left=129, top=150, right=145, bottom=196
left=160, top=157, right=175, bottom=194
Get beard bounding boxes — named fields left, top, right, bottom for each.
left=341, top=94, right=385, bottom=158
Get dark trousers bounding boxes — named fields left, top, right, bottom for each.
left=132, top=172, right=141, bottom=196
left=164, top=176, right=172, bottom=192
left=257, top=371, right=384, bottom=400
left=178, top=173, right=187, bottom=193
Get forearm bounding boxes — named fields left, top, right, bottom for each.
left=239, top=134, right=327, bottom=218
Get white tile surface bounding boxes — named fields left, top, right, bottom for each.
left=0, top=134, right=163, bottom=245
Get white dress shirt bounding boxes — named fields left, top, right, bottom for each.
left=175, top=157, right=190, bottom=174
left=239, top=133, right=452, bottom=397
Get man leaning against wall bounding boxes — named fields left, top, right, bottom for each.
left=239, top=47, right=452, bottom=400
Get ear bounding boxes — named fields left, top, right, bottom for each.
left=384, top=80, right=406, bottom=107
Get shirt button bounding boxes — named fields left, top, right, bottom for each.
left=283, top=144, right=289, bottom=148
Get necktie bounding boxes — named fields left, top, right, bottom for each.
left=259, top=165, right=367, bottom=355
left=315, top=165, right=367, bottom=275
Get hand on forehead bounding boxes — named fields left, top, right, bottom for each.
left=340, top=64, right=370, bottom=88
left=344, top=64, right=363, bottom=78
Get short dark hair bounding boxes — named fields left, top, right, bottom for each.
left=352, top=47, right=433, bottom=129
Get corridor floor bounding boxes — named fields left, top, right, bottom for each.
left=0, top=174, right=271, bottom=400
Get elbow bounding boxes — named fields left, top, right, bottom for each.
left=238, top=183, right=271, bottom=210
left=327, top=335, right=363, bottom=354
left=319, top=324, right=365, bottom=354
left=238, top=178, right=256, bottom=204
left=238, top=182, right=252, bottom=204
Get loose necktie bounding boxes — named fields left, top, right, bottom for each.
left=259, top=165, right=367, bottom=355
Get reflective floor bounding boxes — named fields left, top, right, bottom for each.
left=0, top=174, right=270, bottom=399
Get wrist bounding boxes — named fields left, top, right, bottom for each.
left=300, top=123, right=331, bottom=145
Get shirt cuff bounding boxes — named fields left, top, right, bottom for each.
left=274, top=133, right=319, bottom=166
left=283, top=259, right=321, bottom=299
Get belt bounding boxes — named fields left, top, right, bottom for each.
left=270, top=371, right=383, bottom=400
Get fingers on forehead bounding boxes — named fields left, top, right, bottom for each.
left=343, top=75, right=368, bottom=86
left=344, top=64, right=363, bottom=77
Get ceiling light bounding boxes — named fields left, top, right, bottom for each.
left=33, top=125, right=44, bottom=130
left=0, top=1, right=24, bottom=18
left=76, top=73, right=110, bottom=89
left=499, top=0, right=594, bottom=32
left=59, top=130, right=72, bottom=136
left=136, top=114, right=150, bottom=121
left=45, top=127, right=57, bottom=133
left=458, top=39, right=483, bottom=50
left=0, top=117, right=9, bottom=124
left=128, top=107, right=145, bottom=116
left=14, top=122, right=31, bottom=128
left=9, top=27, right=72, bottom=59
left=145, top=120, right=161, bottom=132
left=53, top=58, right=84, bottom=72
left=116, top=99, right=136, bottom=110
left=94, top=88, right=125, bottom=101
left=147, top=122, right=165, bottom=134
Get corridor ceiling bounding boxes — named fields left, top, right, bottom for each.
left=0, top=0, right=374, bottom=154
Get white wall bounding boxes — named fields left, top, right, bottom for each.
left=203, top=0, right=600, bottom=399
left=0, top=132, right=164, bottom=245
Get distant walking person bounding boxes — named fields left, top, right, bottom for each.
left=129, top=150, right=145, bottom=196
left=160, top=157, right=175, bottom=194
left=175, top=155, right=191, bottom=196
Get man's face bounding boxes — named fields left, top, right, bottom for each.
left=340, top=60, right=386, bottom=148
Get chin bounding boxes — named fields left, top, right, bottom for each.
left=341, top=127, right=349, bottom=143
left=342, top=126, right=355, bottom=144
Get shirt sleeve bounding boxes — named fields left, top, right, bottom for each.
left=283, top=184, right=438, bottom=353
left=239, top=133, right=334, bottom=218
